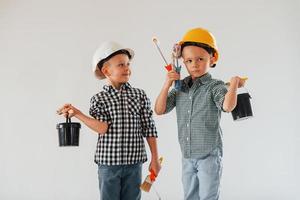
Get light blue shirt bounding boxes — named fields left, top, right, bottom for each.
left=165, top=73, right=228, bottom=158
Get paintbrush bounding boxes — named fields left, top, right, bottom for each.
left=140, top=157, right=163, bottom=192
left=226, top=77, right=248, bottom=86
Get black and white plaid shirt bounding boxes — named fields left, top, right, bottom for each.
left=89, top=82, right=158, bottom=165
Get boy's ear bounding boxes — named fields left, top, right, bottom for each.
left=101, top=63, right=111, bottom=77
left=210, top=55, right=217, bottom=67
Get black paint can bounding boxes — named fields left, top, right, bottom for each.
left=56, top=117, right=81, bottom=146
left=231, top=92, right=253, bottom=121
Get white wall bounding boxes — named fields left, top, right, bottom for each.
left=1, top=0, right=299, bottom=199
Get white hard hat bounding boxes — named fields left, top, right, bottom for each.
left=92, top=41, right=135, bottom=80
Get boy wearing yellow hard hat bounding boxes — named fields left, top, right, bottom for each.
left=155, top=28, right=246, bottom=199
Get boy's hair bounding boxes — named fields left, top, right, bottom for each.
left=181, top=42, right=216, bottom=68
left=97, top=49, right=132, bottom=70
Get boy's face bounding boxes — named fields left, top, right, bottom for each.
left=182, top=46, right=216, bottom=79
left=101, top=54, right=131, bottom=87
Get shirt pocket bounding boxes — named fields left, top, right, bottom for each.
left=127, top=95, right=141, bottom=116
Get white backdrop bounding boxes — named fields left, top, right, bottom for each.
left=1, top=0, right=299, bottom=199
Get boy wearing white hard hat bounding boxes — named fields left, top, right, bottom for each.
left=57, top=41, right=161, bottom=200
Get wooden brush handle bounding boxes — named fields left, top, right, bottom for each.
left=149, top=157, right=163, bottom=181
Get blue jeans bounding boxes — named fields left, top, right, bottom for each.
left=182, top=148, right=222, bottom=200
left=98, top=163, right=142, bottom=200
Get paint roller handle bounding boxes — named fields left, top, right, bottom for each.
left=174, top=65, right=181, bottom=90
left=164, top=64, right=181, bottom=90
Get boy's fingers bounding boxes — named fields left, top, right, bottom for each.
left=61, top=104, right=72, bottom=111
left=56, top=107, right=66, bottom=114
left=167, top=69, right=176, bottom=74
left=57, top=104, right=72, bottom=114
left=56, top=106, right=64, bottom=114
left=240, top=78, right=246, bottom=84
left=168, top=71, right=180, bottom=77
left=57, top=110, right=63, bottom=115
left=237, top=79, right=246, bottom=88
left=63, top=110, right=74, bottom=118
left=68, top=109, right=74, bottom=115
left=238, top=77, right=247, bottom=85
left=59, top=107, right=72, bottom=115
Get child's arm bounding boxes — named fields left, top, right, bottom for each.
left=139, top=91, right=161, bottom=175
left=57, top=104, right=108, bottom=134
left=154, top=69, right=180, bottom=115
left=223, top=76, right=246, bottom=112
left=146, top=137, right=161, bottom=176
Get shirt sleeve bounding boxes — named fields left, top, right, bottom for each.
left=89, top=95, right=110, bottom=123
left=164, top=88, right=177, bottom=114
left=140, top=90, right=158, bottom=138
left=211, top=80, right=228, bottom=112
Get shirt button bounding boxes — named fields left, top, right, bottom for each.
left=188, top=110, right=190, bottom=113
left=187, top=137, right=189, bottom=141
left=189, top=96, right=192, bottom=100
left=187, top=123, right=189, bottom=127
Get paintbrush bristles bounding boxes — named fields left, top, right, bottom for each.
left=140, top=176, right=152, bottom=192
left=140, top=157, right=164, bottom=192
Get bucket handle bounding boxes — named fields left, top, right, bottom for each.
left=66, top=114, right=71, bottom=123
left=239, top=86, right=252, bottom=99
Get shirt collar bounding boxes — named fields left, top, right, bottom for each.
left=103, top=82, right=132, bottom=93
left=183, top=73, right=212, bottom=88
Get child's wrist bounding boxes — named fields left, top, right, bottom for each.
left=151, top=154, right=159, bottom=160
left=163, top=81, right=172, bottom=89
left=74, top=110, right=83, bottom=118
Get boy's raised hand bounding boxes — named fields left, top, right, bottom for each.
left=56, top=104, right=81, bottom=118
left=228, top=76, right=247, bottom=88
left=164, top=66, right=180, bottom=88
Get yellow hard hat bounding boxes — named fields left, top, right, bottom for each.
left=179, top=27, right=219, bottom=63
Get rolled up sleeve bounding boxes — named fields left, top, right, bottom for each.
left=140, top=91, right=158, bottom=138
left=211, top=81, right=228, bottom=111
left=165, top=88, right=177, bottom=114
left=89, top=96, right=110, bottom=123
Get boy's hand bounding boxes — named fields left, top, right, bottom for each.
left=149, top=158, right=161, bottom=177
left=164, top=67, right=180, bottom=88
left=229, top=76, right=247, bottom=88
left=56, top=104, right=82, bottom=118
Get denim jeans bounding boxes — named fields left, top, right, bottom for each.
left=98, top=163, right=142, bottom=200
left=182, top=148, right=222, bottom=200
